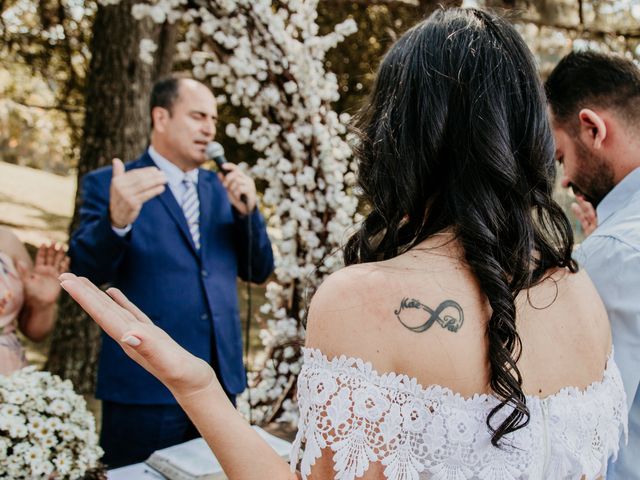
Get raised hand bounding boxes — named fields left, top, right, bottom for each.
left=218, top=163, right=257, bottom=215
left=60, top=278, right=296, bottom=480
left=570, top=195, right=597, bottom=237
left=109, top=158, right=167, bottom=228
left=59, top=273, right=216, bottom=400
left=17, top=243, right=69, bottom=308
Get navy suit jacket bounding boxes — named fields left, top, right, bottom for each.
left=69, top=152, right=274, bottom=404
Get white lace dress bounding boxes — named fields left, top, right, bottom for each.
left=290, top=347, right=627, bottom=480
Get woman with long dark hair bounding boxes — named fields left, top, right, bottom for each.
left=61, top=7, right=626, bottom=479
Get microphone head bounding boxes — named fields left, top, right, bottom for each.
left=206, top=141, right=225, bottom=160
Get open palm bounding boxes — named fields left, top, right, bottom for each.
left=59, top=273, right=215, bottom=399
left=19, top=244, right=70, bottom=307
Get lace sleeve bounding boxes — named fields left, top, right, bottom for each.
left=289, top=348, right=627, bottom=480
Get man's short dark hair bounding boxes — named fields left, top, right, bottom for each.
left=545, top=51, right=640, bottom=129
left=149, top=74, right=190, bottom=127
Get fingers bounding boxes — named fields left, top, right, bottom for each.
left=60, top=273, right=134, bottom=338
left=106, top=288, right=153, bottom=324
left=570, top=203, right=582, bottom=218
left=113, top=158, right=125, bottom=177
left=15, top=260, right=30, bottom=281
left=135, top=184, right=166, bottom=204
left=220, top=164, right=243, bottom=189
left=59, top=256, right=70, bottom=273
left=110, top=165, right=167, bottom=227
left=570, top=196, right=597, bottom=235
left=220, top=165, right=256, bottom=212
left=53, top=245, right=68, bottom=272
left=35, top=244, right=47, bottom=267
left=46, top=243, right=56, bottom=266
left=116, top=167, right=167, bottom=195
left=36, top=243, right=69, bottom=273
left=575, top=196, right=596, bottom=223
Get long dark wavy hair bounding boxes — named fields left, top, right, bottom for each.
left=344, top=8, right=577, bottom=446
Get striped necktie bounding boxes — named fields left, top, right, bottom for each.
left=181, top=174, right=200, bottom=250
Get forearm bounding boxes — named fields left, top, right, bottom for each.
left=71, top=172, right=131, bottom=284
left=70, top=214, right=129, bottom=284
left=60, top=273, right=295, bottom=478
left=19, top=302, right=57, bottom=342
left=174, top=383, right=296, bottom=480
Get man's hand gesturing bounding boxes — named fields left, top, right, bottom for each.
left=570, top=195, right=598, bottom=237
left=109, top=158, right=167, bottom=229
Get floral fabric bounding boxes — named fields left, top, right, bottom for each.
left=291, top=347, right=627, bottom=480
left=0, top=252, right=26, bottom=375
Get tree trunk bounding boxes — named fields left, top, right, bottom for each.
left=46, top=0, right=177, bottom=393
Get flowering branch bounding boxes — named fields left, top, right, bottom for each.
left=102, top=0, right=359, bottom=424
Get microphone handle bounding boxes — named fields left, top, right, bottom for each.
left=214, top=156, right=248, bottom=205
left=213, top=156, right=227, bottom=175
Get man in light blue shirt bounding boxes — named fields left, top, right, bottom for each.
left=546, top=51, right=640, bottom=478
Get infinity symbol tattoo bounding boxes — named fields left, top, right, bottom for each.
left=394, top=297, right=464, bottom=333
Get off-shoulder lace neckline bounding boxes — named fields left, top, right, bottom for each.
left=302, top=346, right=616, bottom=404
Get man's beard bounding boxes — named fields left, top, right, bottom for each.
left=568, top=138, right=615, bottom=208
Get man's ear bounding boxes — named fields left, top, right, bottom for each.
left=151, top=106, right=170, bottom=133
left=578, top=108, right=607, bottom=149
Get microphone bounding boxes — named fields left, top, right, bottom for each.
left=206, top=141, right=248, bottom=205
left=207, top=143, right=254, bottom=421
left=206, top=141, right=227, bottom=173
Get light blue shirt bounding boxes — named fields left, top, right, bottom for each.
left=147, top=145, right=199, bottom=201
left=112, top=146, right=199, bottom=236
left=574, top=167, right=640, bottom=479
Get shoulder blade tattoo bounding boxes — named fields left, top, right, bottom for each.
left=394, top=297, right=464, bottom=333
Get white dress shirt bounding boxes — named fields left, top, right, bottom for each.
left=574, top=167, right=640, bottom=479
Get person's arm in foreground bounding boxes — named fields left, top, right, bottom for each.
left=59, top=273, right=298, bottom=480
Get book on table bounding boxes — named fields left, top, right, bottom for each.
left=145, top=425, right=292, bottom=480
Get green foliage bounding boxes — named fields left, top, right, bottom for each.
left=0, top=0, right=96, bottom=173
left=1, top=0, right=639, bottom=175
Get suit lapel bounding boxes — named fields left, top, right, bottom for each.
left=198, top=171, right=214, bottom=257
left=141, top=151, right=198, bottom=258
left=157, top=188, right=199, bottom=256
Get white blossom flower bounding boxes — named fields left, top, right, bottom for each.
left=138, top=38, right=157, bottom=64
left=123, top=0, right=358, bottom=426
left=0, top=367, right=103, bottom=478
left=149, top=5, right=166, bottom=23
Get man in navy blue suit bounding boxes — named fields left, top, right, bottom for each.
left=69, top=76, right=274, bottom=468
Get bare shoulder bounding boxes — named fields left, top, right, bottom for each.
left=518, top=266, right=612, bottom=393
left=305, top=263, right=390, bottom=357
left=0, top=227, right=29, bottom=262
left=308, top=264, right=386, bottom=311
left=552, top=267, right=610, bottom=343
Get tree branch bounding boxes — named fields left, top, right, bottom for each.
left=324, top=0, right=420, bottom=4
left=10, top=99, right=83, bottom=113
left=513, top=16, right=640, bottom=40
left=578, top=0, right=584, bottom=26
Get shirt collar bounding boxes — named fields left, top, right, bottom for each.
left=597, top=166, right=640, bottom=225
left=148, top=145, right=199, bottom=188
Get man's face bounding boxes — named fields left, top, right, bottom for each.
left=156, top=79, right=218, bottom=170
left=551, top=122, right=615, bottom=207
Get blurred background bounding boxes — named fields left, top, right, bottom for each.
left=1, top=0, right=638, bottom=422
